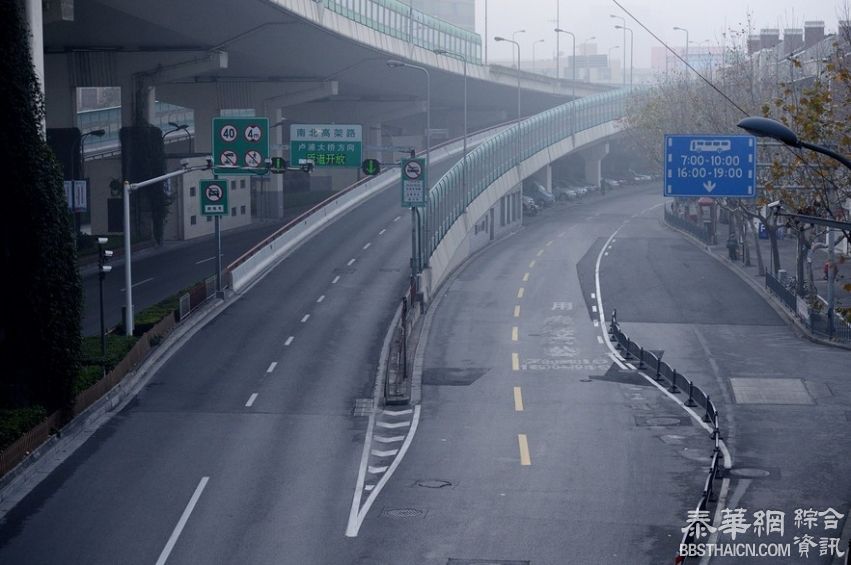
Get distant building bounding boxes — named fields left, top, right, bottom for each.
left=412, top=0, right=475, bottom=32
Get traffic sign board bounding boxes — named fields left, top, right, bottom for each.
left=401, top=158, right=427, bottom=207
left=290, top=124, right=362, bottom=168
left=200, top=180, right=228, bottom=216
left=664, top=135, right=756, bottom=197
left=362, top=159, right=381, bottom=176
left=212, top=117, right=269, bottom=175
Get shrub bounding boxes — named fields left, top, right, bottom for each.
left=0, top=406, right=48, bottom=451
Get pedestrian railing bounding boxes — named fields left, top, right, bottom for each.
left=663, top=209, right=710, bottom=244
left=608, top=310, right=725, bottom=564
left=322, top=0, right=482, bottom=64
left=764, top=271, right=797, bottom=311
left=764, top=273, right=851, bottom=343
left=422, top=88, right=630, bottom=263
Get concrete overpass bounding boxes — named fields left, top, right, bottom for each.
left=28, top=0, right=616, bottom=238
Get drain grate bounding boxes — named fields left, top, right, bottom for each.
left=353, top=398, right=373, bottom=417
left=382, top=507, right=426, bottom=519
left=446, top=559, right=530, bottom=565
left=417, top=479, right=452, bottom=489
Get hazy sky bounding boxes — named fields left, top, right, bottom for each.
left=475, top=0, right=846, bottom=67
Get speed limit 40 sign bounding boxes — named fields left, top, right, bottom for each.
left=212, top=117, right=269, bottom=175
left=200, top=180, right=228, bottom=216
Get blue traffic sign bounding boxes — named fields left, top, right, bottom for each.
left=664, top=135, right=756, bottom=198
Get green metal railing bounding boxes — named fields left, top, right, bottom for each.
left=422, top=88, right=629, bottom=261
left=323, top=0, right=481, bottom=64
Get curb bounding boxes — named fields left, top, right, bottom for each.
left=0, top=296, right=229, bottom=518
left=661, top=218, right=851, bottom=351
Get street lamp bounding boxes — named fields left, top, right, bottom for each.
left=614, top=25, right=633, bottom=87
left=582, top=36, right=596, bottom=82
left=495, top=36, right=522, bottom=162
left=673, top=26, right=689, bottom=70
left=97, top=237, right=113, bottom=357
left=531, top=39, right=545, bottom=72
left=387, top=59, right=431, bottom=278
left=738, top=116, right=851, bottom=336
left=554, top=28, right=576, bottom=98
left=610, top=14, right=626, bottom=85
left=511, top=29, right=526, bottom=69
left=434, top=49, right=468, bottom=208
left=163, top=121, right=192, bottom=153
left=71, top=129, right=106, bottom=239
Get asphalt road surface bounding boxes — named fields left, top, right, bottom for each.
left=3, top=181, right=847, bottom=564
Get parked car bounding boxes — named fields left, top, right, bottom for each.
left=553, top=182, right=578, bottom=201
left=521, top=195, right=539, bottom=215
left=523, top=181, right=555, bottom=208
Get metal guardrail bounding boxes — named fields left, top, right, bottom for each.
left=765, top=272, right=851, bottom=343
left=764, top=271, right=797, bottom=311
left=423, top=88, right=630, bottom=262
left=664, top=210, right=710, bottom=244
left=323, top=0, right=482, bottom=64
left=608, top=310, right=724, bottom=564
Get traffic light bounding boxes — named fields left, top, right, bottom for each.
left=98, top=237, right=113, bottom=280
left=270, top=156, right=288, bottom=174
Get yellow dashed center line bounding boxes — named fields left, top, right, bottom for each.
left=514, top=305, right=521, bottom=318
left=518, top=434, right=531, bottom=465
left=512, top=326, right=519, bottom=341
left=522, top=272, right=530, bottom=282
left=529, top=260, right=536, bottom=268
left=513, top=387, right=524, bottom=411
left=517, top=287, right=525, bottom=299
left=512, top=352, right=520, bottom=371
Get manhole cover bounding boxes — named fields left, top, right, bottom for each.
left=646, top=417, right=683, bottom=426
left=730, top=467, right=771, bottom=478
left=417, top=479, right=452, bottom=489
left=382, top=508, right=425, bottom=519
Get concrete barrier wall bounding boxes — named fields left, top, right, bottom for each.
left=421, top=120, right=622, bottom=300
left=229, top=124, right=511, bottom=292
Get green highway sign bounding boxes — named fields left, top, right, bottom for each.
left=290, top=124, right=362, bottom=168
left=362, top=159, right=381, bottom=176
left=212, top=117, right=269, bottom=175
left=200, top=179, right=228, bottom=216
left=401, top=157, right=427, bottom=208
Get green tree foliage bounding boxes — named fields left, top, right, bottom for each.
left=0, top=2, right=82, bottom=411
left=120, top=126, right=169, bottom=244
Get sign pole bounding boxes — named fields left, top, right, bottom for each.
left=123, top=181, right=134, bottom=336
left=215, top=214, right=222, bottom=297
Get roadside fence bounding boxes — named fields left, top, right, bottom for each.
left=664, top=209, right=710, bottom=245
left=608, top=309, right=724, bottom=564
left=765, top=272, right=851, bottom=343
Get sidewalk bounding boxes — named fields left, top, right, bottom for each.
left=668, top=211, right=851, bottom=347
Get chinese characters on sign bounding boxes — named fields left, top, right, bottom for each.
left=290, top=124, right=363, bottom=168
left=680, top=507, right=847, bottom=559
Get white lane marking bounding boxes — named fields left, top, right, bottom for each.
left=393, top=216, right=401, bottom=222
left=368, top=465, right=388, bottom=474
left=195, top=256, right=216, bottom=265
left=301, top=314, right=310, bottom=323
left=379, top=228, right=387, bottom=235
left=284, top=336, right=294, bottom=346
left=347, top=406, right=422, bottom=537
left=382, top=408, right=413, bottom=416
left=245, top=393, right=258, bottom=407
left=154, top=477, right=209, bottom=565
left=363, top=242, right=371, bottom=250
left=347, top=258, right=356, bottom=266
left=591, top=292, right=596, bottom=299
left=332, top=275, right=341, bottom=284
left=597, top=336, right=604, bottom=344
left=591, top=305, right=597, bottom=313
left=376, top=420, right=410, bottom=429
left=317, top=295, right=325, bottom=303
left=371, top=449, right=399, bottom=457
left=364, top=484, right=375, bottom=491
left=120, top=277, right=154, bottom=292
left=558, top=231, right=566, bottom=237
left=373, top=435, right=406, bottom=443
left=604, top=251, right=609, bottom=256
left=546, top=240, right=553, bottom=246
left=593, top=202, right=733, bottom=470
left=266, top=362, right=277, bottom=373
left=593, top=320, right=600, bottom=327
